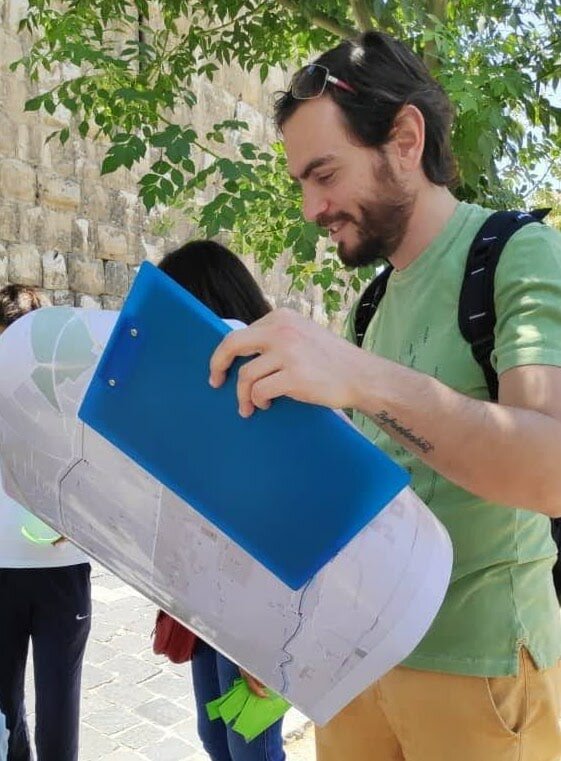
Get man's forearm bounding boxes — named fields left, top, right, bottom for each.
left=351, top=352, right=561, bottom=517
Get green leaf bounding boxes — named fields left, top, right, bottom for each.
left=152, top=160, right=172, bottom=175
left=24, top=95, right=45, bottom=112
left=171, top=168, right=184, bottom=188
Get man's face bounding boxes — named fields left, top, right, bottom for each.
left=283, top=97, right=415, bottom=266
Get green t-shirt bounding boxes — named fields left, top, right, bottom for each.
left=347, top=201, right=561, bottom=677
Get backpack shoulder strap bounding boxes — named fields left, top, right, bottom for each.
left=458, top=208, right=550, bottom=401
left=354, top=265, right=393, bottom=348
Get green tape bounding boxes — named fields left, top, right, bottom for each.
left=21, top=526, right=61, bottom=544
left=206, top=677, right=291, bottom=742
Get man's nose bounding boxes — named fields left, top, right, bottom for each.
left=302, top=189, right=329, bottom=223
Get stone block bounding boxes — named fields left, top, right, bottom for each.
left=47, top=136, right=77, bottom=176
left=83, top=706, right=139, bottom=736
left=70, top=217, right=89, bottom=255
left=80, top=161, right=101, bottom=184
left=109, top=189, right=139, bottom=228
left=67, top=257, right=105, bottom=296
left=75, top=293, right=102, bottom=309
left=83, top=184, right=110, bottom=220
left=0, top=113, right=17, bottom=158
left=111, top=722, right=165, bottom=751
left=126, top=232, right=141, bottom=264
left=39, top=172, right=80, bottom=211
left=0, top=159, right=36, bottom=203
left=2, top=77, right=30, bottom=123
left=4, top=0, right=29, bottom=32
left=101, top=295, right=123, bottom=311
left=37, top=209, right=73, bottom=251
left=104, top=261, right=128, bottom=296
left=98, top=224, right=130, bottom=262
left=142, top=736, right=198, bottom=761
left=7, top=243, right=42, bottom=286
left=18, top=206, right=43, bottom=244
left=134, top=697, right=185, bottom=727
left=51, top=289, right=74, bottom=306
left=0, top=203, right=19, bottom=242
left=42, top=250, right=68, bottom=289
left=0, top=27, right=23, bottom=67
left=15, top=124, right=31, bottom=163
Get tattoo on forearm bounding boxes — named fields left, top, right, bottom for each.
left=373, top=410, right=434, bottom=454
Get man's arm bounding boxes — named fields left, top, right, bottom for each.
left=209, top=309, right=561, bottom=517
left=350, top=354, right=561, bottom=517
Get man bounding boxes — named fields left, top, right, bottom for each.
left=209, top=31, right=561, bottom=761
left=0, top=285, right=91, bottom=761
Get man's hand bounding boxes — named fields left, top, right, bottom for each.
left=239, top=668, right=268, bottom=698
left=209, top=308, right=366, bottom=416
left=51, top=536, right=67, bottom=546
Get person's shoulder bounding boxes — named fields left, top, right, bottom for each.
left=498, top=218, right=561, bottom=279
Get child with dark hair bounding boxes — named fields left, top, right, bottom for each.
left=0, top=285, right=91, bottom=761
left=157, top=241, right=285, bottom=761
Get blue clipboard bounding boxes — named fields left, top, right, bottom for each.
left=78, top=262, right=409, bottom=589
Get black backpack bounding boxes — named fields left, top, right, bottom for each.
left=354, top=209, right=561, bottom=601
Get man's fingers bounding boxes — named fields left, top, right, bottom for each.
left=250, top=372, right=288, bottom=412
left=209, top=327, right=267, bottom=388
left=237, top=354, right=281, bottom=417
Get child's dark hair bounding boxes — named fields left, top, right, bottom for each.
left=0, top=285, right=45, bottom=328
left=158, top=240, right=271, bottom=324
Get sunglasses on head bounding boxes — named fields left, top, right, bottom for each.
left=290, top=64, right=356, bottom=100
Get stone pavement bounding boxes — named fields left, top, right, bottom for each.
left=25, top=562, right=314, bottom=760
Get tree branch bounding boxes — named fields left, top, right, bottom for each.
left=276, top=0, right=356, bottom=39
left=423, top=0, right=448, bottom=72
left=350, top=0, right=374, bottom=31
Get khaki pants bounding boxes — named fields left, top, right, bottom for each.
left=316, top=650, right=561, bottom=761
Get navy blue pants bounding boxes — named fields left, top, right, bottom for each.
left=192, top=640, right=285, bottom=761
left=0, top=565, right=91, bottom=761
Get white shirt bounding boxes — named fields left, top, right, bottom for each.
left=0, top=484, right=89, bottom=568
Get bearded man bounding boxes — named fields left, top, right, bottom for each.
left=210, top=31, right=561, bottom=761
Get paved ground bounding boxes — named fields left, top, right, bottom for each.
left=24, top=562, right=315, bottom=760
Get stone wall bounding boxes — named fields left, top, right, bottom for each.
left=0, top=0, right=334, bottom=320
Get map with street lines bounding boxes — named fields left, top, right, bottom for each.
left=0, top=307, right=452, bottom=723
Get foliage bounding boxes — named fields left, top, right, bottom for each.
left=11, top=0, right=561, bottom=313
left=532, top=163, right=561, bottom=230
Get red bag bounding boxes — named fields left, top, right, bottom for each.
left=152, top=610, right=198, bottom=663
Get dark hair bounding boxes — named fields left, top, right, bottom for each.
left=0, top=285, right=45, bottom=327
left=158, top=240, right=271, bottom=324
left=275, top=31, right=457, bottom=187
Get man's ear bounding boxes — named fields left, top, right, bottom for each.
left=388, top=104, right=425, bottom=172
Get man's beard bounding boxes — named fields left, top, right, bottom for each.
left=318, top=161, right=416, bottom=268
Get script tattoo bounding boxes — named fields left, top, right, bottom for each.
left=373, top=410, right=434, bottom=454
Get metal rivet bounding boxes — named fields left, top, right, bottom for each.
left=130, top=328, right=138, bottom=337
left=108, top=379, right=116, bottom=387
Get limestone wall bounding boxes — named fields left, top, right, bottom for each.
left=0, top=0, right=334, bottom=320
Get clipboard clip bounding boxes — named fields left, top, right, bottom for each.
left=96, top=319, right=142, bottom=390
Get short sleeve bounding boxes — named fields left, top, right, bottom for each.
left=493, top=223, right=561, bottom=376
left=344, top=298, right=360, bottom=345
